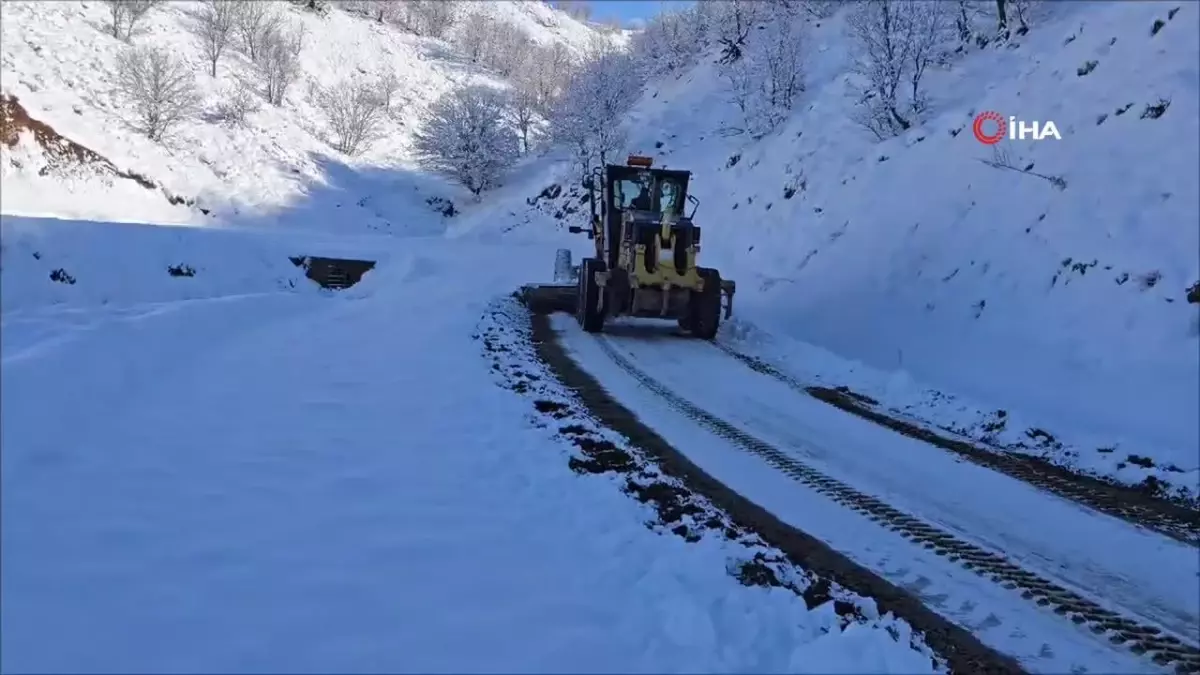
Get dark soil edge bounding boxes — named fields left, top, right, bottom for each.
left=527, top=310, right=1025, bottom=675
left=811, top=385, right=1200, bottom=521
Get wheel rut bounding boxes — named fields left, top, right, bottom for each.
left=711, top=341, right=1200, bottom=547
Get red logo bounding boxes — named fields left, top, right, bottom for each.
left=973, top=111, right=1007, bottom=145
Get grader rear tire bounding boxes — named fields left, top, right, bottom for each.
left=577, top=258, right=606, bottom=333
left=688, top=268, right=722, bottom=340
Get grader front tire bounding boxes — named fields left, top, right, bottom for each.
left=689, top=268, right=723, bottom=340
left=577, top=258, right=606, bottom=333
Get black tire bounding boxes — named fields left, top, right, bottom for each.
left=577, top=258, right=606, bottom=333
left=688, top=268, right=722, bottom=340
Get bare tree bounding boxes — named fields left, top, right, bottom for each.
left=491, top=25, right=533, bottom=77
left=256, top=20, right=304, bottom=105
left=1007, top=0, right=1038, bottom=33
left=409, top=0, right=457, bottom=38
left=526, top=42, right=574, bottom=115
left=904, top=1, right=949, bottom=115
left=709, top=0, right=763, bottom=63
left=116, top=45, right=202, bottom=140
left=456, top=12, right=494, bottom=64
left=550, top=48, right=642, bottom=174
left=374, top=69, right=402, bottom=114
left=951, top=0, right=988, bottom=43
left=313, top=80, right=387, bottom=155
left=102, top=0, right=161, bottom=42
left=195, top=0, right=237, bottom=77
left=845, top=0, right=948, bottom=139
left=389, top=0, right=420, bottom=32
left=234, top=0, right=283, bottom=62
left=507, top=77, right=540, bottom=154
left=414, top=84, right=519, bottom=196
left=721, top=1, right=806, bottom=136
left=632, top=5, right=703, bottom=77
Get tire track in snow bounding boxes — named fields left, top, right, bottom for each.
left=593, top=335, right=1200, bottom=675
left=711, top=341, right=1200, bottom=547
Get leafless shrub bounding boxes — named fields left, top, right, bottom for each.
left=214, top=78, right=260, bottom=125
left=116, top=45, right=203, bottom=141
left=102, top=0, right=162, bottom=42
left=978, top=146, right=1066, bottom=189
left=194, top=0, right=238, bottom=77
left=313, top=79, right=387, bottom=155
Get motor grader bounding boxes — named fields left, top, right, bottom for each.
left=524, top=155, right=735, bottom=339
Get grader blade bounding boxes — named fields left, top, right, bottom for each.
left=518, top=283, right=577, bottom=314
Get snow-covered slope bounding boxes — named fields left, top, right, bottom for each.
left=0, top=0, right=605, bottom=231
left=525, top=0, right=1199, bottom=499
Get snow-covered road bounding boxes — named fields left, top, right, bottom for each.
left=553, top=315, right=1200, bottom=674
left=1, top=241, right=935, bottom=673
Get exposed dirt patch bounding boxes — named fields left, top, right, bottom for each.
left=1, top=94, right=203, bottom=213
left=476, top=298, right=1023, bottom=675
left=833, top=384, right=879, bottom=406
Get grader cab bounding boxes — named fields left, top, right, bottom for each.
left=560, top=155, right=736, bottom=339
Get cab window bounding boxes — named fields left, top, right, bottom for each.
left=614, top=179, right=639, bottom=208
left=658, top=178, right=683, bottom=214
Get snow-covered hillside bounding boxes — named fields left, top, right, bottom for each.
left=524, top=0, right=1200, bottom=500
left=0, top=0, right=611, bottom=230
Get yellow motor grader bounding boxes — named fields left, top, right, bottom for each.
left=523, top=156, right=736, bottom=339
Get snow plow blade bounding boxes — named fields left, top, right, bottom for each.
left=518, top=283, right=577, bottom=314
